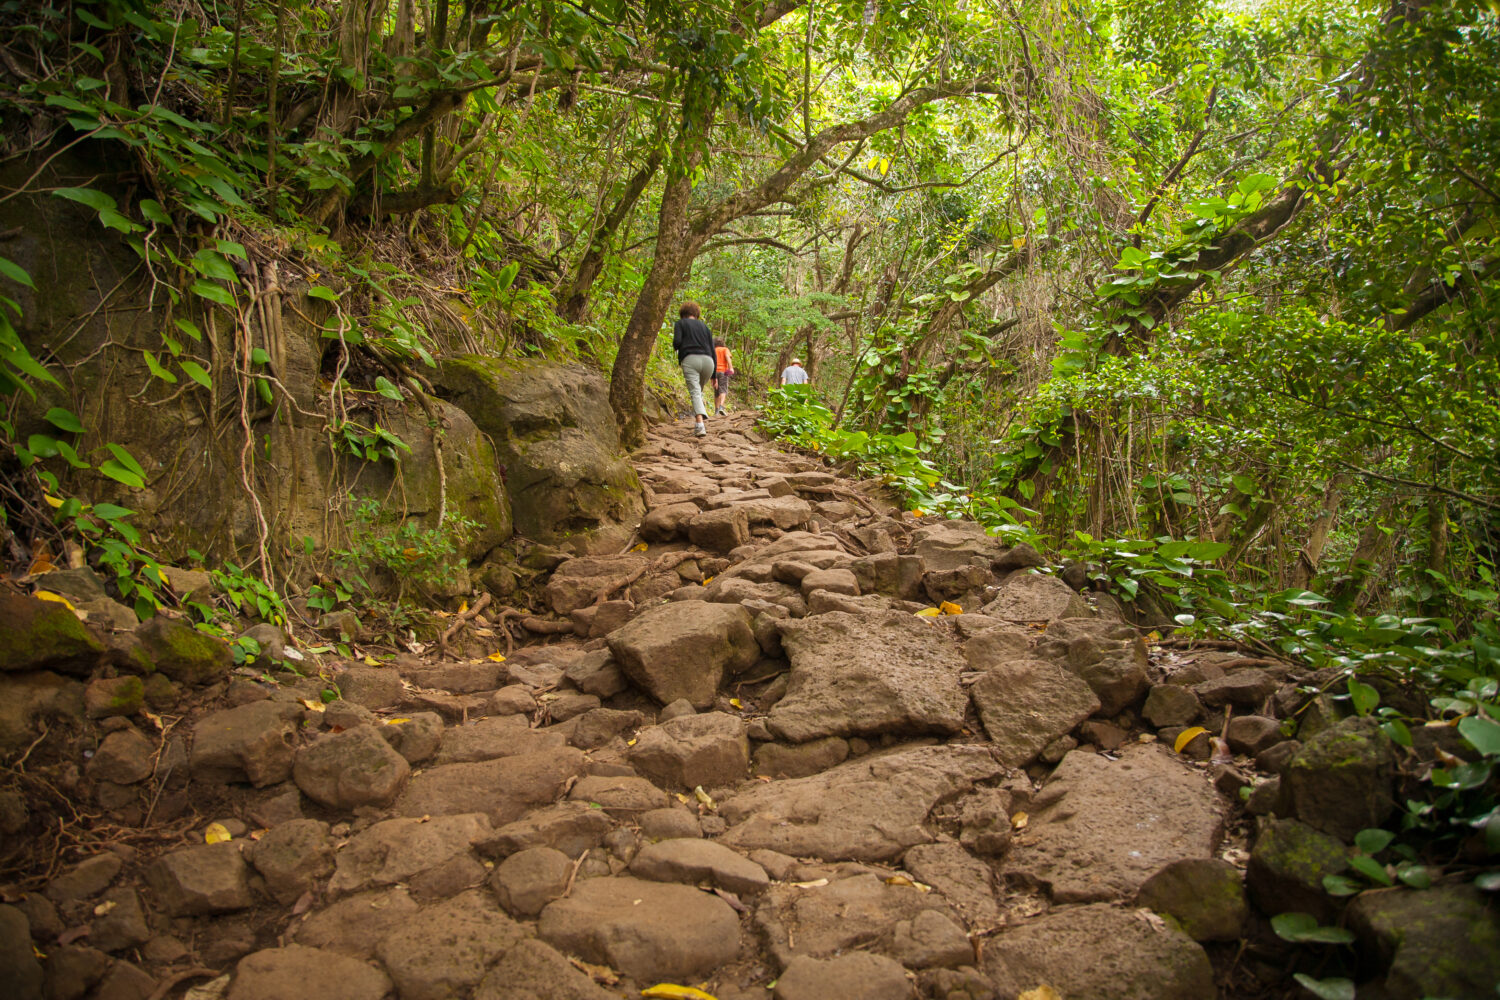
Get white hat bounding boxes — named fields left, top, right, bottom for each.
left=790, top=358, right=803, bottom=365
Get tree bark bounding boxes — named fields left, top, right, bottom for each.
left=559, top=152, right=663, bottom=323
left=1289, top=474, right=1348, bottom=590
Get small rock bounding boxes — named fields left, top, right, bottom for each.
left=485, top=803, right=612, bottom=858
left=774, top=953, right=911, bottom=1000
left=608, top=603, right=759, bottom=709
left=1255, top=739, right=1302, bottom=775
left=892, top=908, right=973, bottom=968
left=1225, top=715, right=1285, bottom=755
left=970, top=659, right=1099, bottom=767
left=687, top=507, right=751, bottom=552
left=489, top=685, right=537, bottom=715
left=546, top=692, right=600, bottom=722
left=0, top=905, right=44, bottom=1000
left=84, top=677, right=144, bottom=719
left=628, top=712, right=749, bottom=789
left=1194, top=669, right=1278, bottom=710
left=42, top=944, right=108, bottom=1000
left=190, top=701, right=304, bottom=787
left=87, top=729, right=155, bottom=785
left=639, top=807, right=701, bottom=841
left=1283, top=717, right=1397, bottom=842
left=374, top=889, right=525, bottom=1000
left=1135, top=858, right=1248, bottom=942
left=568, top=775, right=667, bottom=816
left=92, top=959, right=156, bottom=1000
left=659, top=698, right=696, bottom=723
left=45, top=854, right=122, bottom=903
left=1142, top=684, right=1202, bottom=728
left=161, top=566, right=214, bottom=604
left=490, top=847, right=573, bottom=917
left=754, top=737, right=850, bottom=779
left=562, top=651, right=628, bottom=699
left=335, top=665, right=402, bottom=708
left=0, top=592, right=104, bottom=676
left=227, top=945, right=391, bottom=1000
left=90, top=888, right=151, bottom=953
left=568, top=708, right=644, bottom=750
left=145, top=842, right=253, bottom=916
left=293, top=726, right=410, bottom=809
left=248, top=819, right=334, bottom=904
left=630, top=838, right=769, bottom=895
left=382, top=712, right=444, bottom=764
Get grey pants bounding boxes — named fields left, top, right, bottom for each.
left=680, top=354, right=714, bottom=418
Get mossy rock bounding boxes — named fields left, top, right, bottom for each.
left=0, top=592, right=104, bottom=677
left=1245, top=817, right=1349, bottom=924
left=1136, top=858, right=1248, bottom=942
left=1284, top=716, right=1397, bottom=842
left=1347, top=883, right=1500, bottom=999
left=134, top=617, right=232, bottom=687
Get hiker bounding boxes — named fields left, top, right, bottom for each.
left=712, top=338, right=735, bottom=416
left=672, top=300, right=715, bottom=437
left=780, top=357, right=809, bottom=386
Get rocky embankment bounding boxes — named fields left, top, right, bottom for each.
left=1, top=412, right=1496, bottom=1000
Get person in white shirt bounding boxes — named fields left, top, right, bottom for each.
left=780, top=358, right=809, bottom=386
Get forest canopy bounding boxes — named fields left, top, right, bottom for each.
left=1, top=0, right=1497, bottom=666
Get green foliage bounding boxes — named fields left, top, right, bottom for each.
left=334, top=500, right=477, bottom=601
left=209, top=561, right=287, bottom=625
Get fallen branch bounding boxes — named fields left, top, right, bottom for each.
left=520, top=616, right=576, bottom=635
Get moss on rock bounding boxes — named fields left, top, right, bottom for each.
left=0, top=592, right=104, bottom=677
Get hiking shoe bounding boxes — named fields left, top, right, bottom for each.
left=716, top=407, right=727, bottom=416
left=694, top=423, right=707, bottom=437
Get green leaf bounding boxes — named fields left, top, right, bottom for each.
left=192, top=249, right=238, bottom=282
left=1381, top=718, right=1413, bottom=747
left=1292, top=975, right=1354, bottom=1000
left=1321, top=874, right=1363, bottom=897
left=178, top=359, right=212, bottom=389
left=139, top=199, right=172, bottom=225
left=93, top=503, right=135, bottom=520
left=144, top=351, right=178, bottom=383
left=1349, top=854, right=1393, bottom=886
left=374, top=376, right=403, bottom=401
left=0, top=256, right=34, bottom=288
left=52, top=187, right=117, bottom=212
left=174, top=317, right=204, bottom=342
left=44, top=407, right=84, bottom=433
left=1354, top=828, right=1395, bottom=855
left=1348, top=677, right=1380, bottom=716
left=104, top=443, right=146, bottom=479
left=250, top=347, right=271, bottom=365
left=98, top=459, right=145, bottom=489
left=1395, top=864, right=1431, bottom=889
left=1458, top=715, right=1500, bottom=757
left=307, top=285, right=340, bottom=302
left=190, top=280, right=235, bottom=306
left=494, top=261, right=520, bottom=289
left=1270, top=912, right=1355, bottom=944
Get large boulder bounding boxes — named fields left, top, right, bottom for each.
left=1006, top=745, right=1223, bottom=903
left=134, top=616, right=232, bottom=686
left=768, top=611, right=968, bottom=742
left=980, top=571, right=1093, bottom=622
left=0, top=592, right=103, bottom=676
left=145, top=842, right=254, bottom=916
left=1244, top=818, right=1349, bottom=924
left=608, top=603, right=758, bottom=709
left=293, top=726, right=411, bottom=809
left=983, top=903, right=1214, bottom=1000
left=191, top=700, right=305, bottom=787
left=537, top=876, right=740, bottom=982
left=436, top=355, right=642, bottom=548
left=1283, top=716, right=1397, bottom=842
left=718, top=745, right=1005, bottom=862
left=755, top=871, right=955, bottom=967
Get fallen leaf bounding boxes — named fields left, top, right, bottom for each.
left=487, top=652, right=506, bottom=662
left=42, top=494, right=64, bottom=509
left=790, top=878, right=828, bottom=888
left=914, top=607, right=943, bottom=618
left=473, top=628, right=495, bottom=637
left=458, top=599, right=468, bottom=614
left=204, top=822, right=232, bottom=844
left=1173, top=726, right=1208, bottom=754
left=884, top=875, right=932, bottom=892
left=33, top=590, right=75, bottom=610
left=402, top=547, right=421, bottom=560
left=675, top=793, right=691, bottom=805
left=640, top=984, right=719, bottom=1000
left=92, top=900, right=116, bottom=917
left=32, top=945, right=46, bottom=960
left=299, top=699, right=326, bottom=713
left=1011, top=812, right=1029, bottom=830
left=383, top=718, right=411, bottom=725
left=693, top=785, right=717, bottom=811
left=1019, top=988, right=1063, bottom=1000
left=248, top=829, right=269, bottom=840
left=631, top=542, right=649, bottom=553
left=141, top=711, right=164, bottom=730
left=626, top=738, right=638, bottom=746
left=363, top=655, right=380, bottom=666
left=939, top=601, right=963, bottom=615
left=729, top=698, right=743, bottom=709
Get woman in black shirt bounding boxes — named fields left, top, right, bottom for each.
left=672, top=300, right=715, bottom=438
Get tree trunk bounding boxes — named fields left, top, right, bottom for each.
left=1289, top=473, right=1347, bottom=590
left=559, top=152, right=662, bottom=324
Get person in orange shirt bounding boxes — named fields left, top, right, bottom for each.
left=712, top=338, right=735, bottom=417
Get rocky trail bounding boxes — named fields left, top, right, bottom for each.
left=2, top=412, right=1494, bottom=1000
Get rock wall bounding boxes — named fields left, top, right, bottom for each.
left=0, top=148, right=641, bottom=574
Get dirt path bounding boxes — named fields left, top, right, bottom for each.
left=3, top=412, right=1318, bottom=1000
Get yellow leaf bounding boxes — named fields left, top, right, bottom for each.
left=640, top=985, right=720, bottom=1000
left=914, top=608, right=943, bottom=618
left=402, top=547, right=421, bottom=560
left=939, top=601, right=963, bottom=616
left=1019, top=988, right=1063, bottom=1000
left=693, top=785, right=717, bottom=810
left=1147, top=630, right=1162, bottom=642
left=675, top=793, right=691, bottom=805
left=632, top=542, right=649, bottom=552
left=383, top=718, right=411, bottom=725
left=910, top=508, right=925, bottom=517
left=93, top=900, right=117, bottom=916
left=878, top=156, right=890, bottom=176
left=33, top=591, right=75, bottom=611
left=1011, top=811, right=1029, bottom=830
left=43, top=494, right=64, bottom=509
left=627, top=738, right=638, bottom=746
left=729, top=698, right=743, bottom=709
left=1012, top=235, right=1027, bottom=250
left=1173, top=726, right=1209, bottom=754
left=884, top=875, right=932, bottom=892
left=204, top=822, right=232, bottom=844
left=363, top=655, right=380, bottom=666
left=703, top=576, right=714, bottom=585
left=458, top=600, right=468, bottom=614
left=790, top=878, right=829, bottom=888
left=300, top=699, right=326, bottom=713
left=488, top=652, right=506, bottom=662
